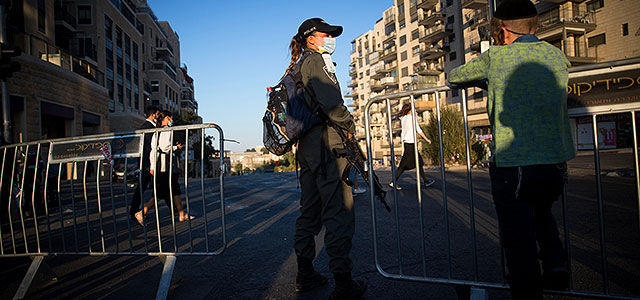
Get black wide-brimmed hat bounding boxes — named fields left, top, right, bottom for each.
left=295, top=18, right=343, bottom=41
left=494, top=0, right=538, bottom=20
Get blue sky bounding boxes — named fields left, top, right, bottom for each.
left=148, top=0, right=392, bottom=152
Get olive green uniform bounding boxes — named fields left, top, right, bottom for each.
left=293, top=48, right=356, bottom=274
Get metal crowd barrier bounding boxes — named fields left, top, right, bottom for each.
left=0, top=123, right=227, bottom=300
left=364, top=82, right=639, bottom=299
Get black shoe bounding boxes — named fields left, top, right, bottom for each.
left=543, top=267, right=569, bottom=291
left=296, top=271, right=328, bottom=293
left=423, top=178, right=435, bottom=187
left=328, top=279, right=367, bottom=300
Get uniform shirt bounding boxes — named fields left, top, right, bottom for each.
left=449, top=35, right=575, bottom=167
left=400, top=114, right=423, bottom=144
left=299, top=48, right=355, bottom=135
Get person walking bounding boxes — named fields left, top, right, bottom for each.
left=131, top=106, right=160, bottom=225
left=389, top=103, right=435, bottom=191
left=449, top=0, right=575, bottom=298
left=288, top=18, right=367, bottom=299
left=136, top=110, right=194, bottom=223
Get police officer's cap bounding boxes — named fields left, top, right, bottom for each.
left=494, top=0, right=538, bottom=20
left=296, top=18, right=343, bottom=41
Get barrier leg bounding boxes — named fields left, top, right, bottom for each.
left=155, top=255, right=177, bottom=300
left=13, top=255, right=44, bottom=300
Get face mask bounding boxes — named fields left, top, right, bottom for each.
left=319, top=37, right=336, bottom=54
left=168, top=120, right=174, bottom=127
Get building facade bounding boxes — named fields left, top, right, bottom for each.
left=1, top=0, right=199, bottom=144
left=347, top=0, right=640, bottom=164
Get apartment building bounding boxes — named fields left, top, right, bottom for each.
left=347, top=0, right=639, bottom=164
left=1, top=0, right=199, bottom=143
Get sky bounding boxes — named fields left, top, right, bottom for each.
left=147, top=0, right=393, bottom=152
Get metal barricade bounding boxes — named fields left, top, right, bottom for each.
left=364, top=83, right=640, bottom=299
left=0, top=123, right=227, bottom=300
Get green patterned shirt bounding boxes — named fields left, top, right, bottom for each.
left=449, top=36, right=575, bottom=167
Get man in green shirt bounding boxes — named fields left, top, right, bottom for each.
left=449, top=1, right=575, bottom=298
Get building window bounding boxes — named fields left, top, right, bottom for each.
left=37, top=0, right=46, bottom=33
left=449, top=52, right=457, bottom=61
left=78, top=5, right=92, bottom=25
left=412, top=46, right=420, bottom=56
left=400, top=35, right=407, bottom=46
left=588, top=33, right=606, bottom=47
left=447, top=0, right=453, bottom=7
left=401, top=51, right=407, bottom=61
left=622, top=23, right=629, bottom=36
left=449, top=33, right=456, bottom=43
left=452, top=89, right=459, bottom=97
left=359, top=72, right=363, bottom=79
left=587, top=0, right=604, bottom=11
left=447, top=15, right=454, bottom=25
left=151, top=80, right=159, bottom=92
left=399, top=18, right=406, bottom=29
left=412, top=29, right=419, bottom=40
left=401, top=67, right=408, bottom=77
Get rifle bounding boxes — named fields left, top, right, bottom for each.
left=331, top=125, right=391, bottom=213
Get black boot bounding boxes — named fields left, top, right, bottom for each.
left=328, top=272, right=367, bottom=300
left=296, top=257, right=328, bottom=293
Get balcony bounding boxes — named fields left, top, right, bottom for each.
left=151, top=59, right=177, bottom=82
left=383, top=31, right=396, bottom=44
left=370, top=61, right=386, bottom=79
left=417, top=0, right=439, bottom=10
left=469, top=10, right=489, bottom=29
left=349, top=65, right=357, bottom=77
left=54, top=7, right=77, bottom=31
left=421, top=44, right=449, bottom=60
left=462, top=0, right=488, bottom=10
left=381, top=76, right=398, bottom=87
left=419, top=11, right=445, bottom=27
left=156, top=44, right=174, bottom=57
left=381, top=46, right=397, bottom=61
left=469, top=38, right=489, bottom=53
left=368, top=51, right=381, bottom=65
left=414, top=61, right=444, bottom=76
left=420, top=24, right=453, bottom=44
left=347, top=79, right=357, bottom=88
left=371, top=79, right=384, bottom=92
left=382, top=61, right=398, bottom=73
left=537, top=7, right=597, bottom=41
left=69, top=38, right=97, bottom=63
left=385, top=14, right=395, bottom=26
left=13, top=33, right=104, bottom=86
left=565, top=41, right=597, bottom=65
left=414, top=100, right=436, bottom=112
left=143, top=81, right=153, bottom=95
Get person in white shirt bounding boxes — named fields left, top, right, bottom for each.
left=390, top=103, right=435, bottom=190
left=136, top=110, right=194, bottom=223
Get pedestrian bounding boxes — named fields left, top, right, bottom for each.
left=389, top=103, right=435, bottom=191
left=136, top=110, right=194, bottom=222
left=288, top=18, right=367, bottom=299
left=449, top=0, right=575, bottom=299
left=131, top=105, right=160, bottom=225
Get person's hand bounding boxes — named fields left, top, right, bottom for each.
left=427, top=139, right=432, bottom=144
left=150, top=170, right=155, bottom=176
left=176, top=143, right=183, bottom=149
left=348, top=133, right=354, bottom=139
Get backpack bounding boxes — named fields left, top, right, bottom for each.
left=262, top=53, right=321, bottom=155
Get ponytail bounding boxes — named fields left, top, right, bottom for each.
left=286, top=36, right=305, bottom=74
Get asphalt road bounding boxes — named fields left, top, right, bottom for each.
left=1, top=149, right=638, bottom=300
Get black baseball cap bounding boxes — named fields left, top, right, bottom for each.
left=296, top=18, right=343, bottom=41
left=494, top=0, right=538, bottom=20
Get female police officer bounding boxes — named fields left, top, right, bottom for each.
left=287, top=18, right=366, bottom=299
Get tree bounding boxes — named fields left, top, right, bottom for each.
left=423, top=106, right=486, bottom=166
left=245, top=148, right=256, bottom=152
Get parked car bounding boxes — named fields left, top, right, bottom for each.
left=112, top=158, right=140, bottom=185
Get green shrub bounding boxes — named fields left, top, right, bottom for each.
left=423, top=106, right=486, bottom=166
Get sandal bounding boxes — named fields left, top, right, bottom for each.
left=179, top=214, right=196, bottom=222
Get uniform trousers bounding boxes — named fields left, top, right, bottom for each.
left=294, top=125, right=355, bottom=274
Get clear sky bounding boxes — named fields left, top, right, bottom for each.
left=147, top=0, right=392, bottom=152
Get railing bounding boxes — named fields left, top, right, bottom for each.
left=54, top=7, right=77, bottom=28
left=539, top=7, right=596, bottom=29
left=0, top=124, right=228, bottom=300
left=11, top=33, right=104, bottom=86
left=362, top=63, right=640, bottom=299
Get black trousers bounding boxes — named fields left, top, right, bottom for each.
left=489, top=162, right=568, bottom=300
left=130, top=170, right=152, bottom=217
left=294, top=125, right=354, bottom=274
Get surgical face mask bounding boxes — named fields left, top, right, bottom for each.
left=168, top=120, right=174, bottom=127
left=319, top=37, right=336, bottom=54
